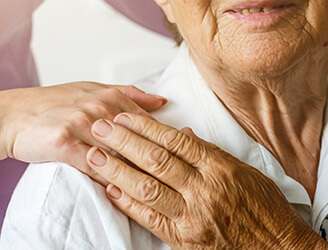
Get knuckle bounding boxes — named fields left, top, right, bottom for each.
left=104, top=88, right=124, bottom=100
left=147, top=147, right=172, bottom=175
left=212, top=150, right=240, bottom=177
left=85, top=100, right=105, bottom=112
left=138, top=116, right=153, bottom=131
left=194, top=144, right=212, bottom=167
left=226, top=162, right=239, bottom=178
left=112, top=130, right=131, bottom=152
left=124, top=198, right=139, bottom=213
left=163, top=129, right=185, bottom=152
left=143, top=209, right=162, bottom=231
left=138, top=178, right=163, bottom=205
left=124, top=85, right=139, bottom=93
left=105, top=159, right=122, bottom=180
left=85, top=101, right=113, bottom=118
left=52, top=126, right=72, bottom=148
left=69, top=110, right=91, bottom=128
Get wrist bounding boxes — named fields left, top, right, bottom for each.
left=0, top=89, right=17, bottom=160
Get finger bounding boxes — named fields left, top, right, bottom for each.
left=58, top=143, right=110, bottom=186
left=115, top=85, right=168, bottom=112
left=95, top=87, right=160, bottom=121
left=91, top=119, right=197, bottom=191
left=106, top=184, right=180, bottom=248
left=64, top=109, right=116, bottom=154
left=114, top=113, right=209, bottom=168
left=82, top=88, right=153, bottom=120
left=87, top=147, right=185, bottom=219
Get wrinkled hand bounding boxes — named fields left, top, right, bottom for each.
left=87, top=113, right=327, bottom=249
left=0, top=82, right=166, bottom=184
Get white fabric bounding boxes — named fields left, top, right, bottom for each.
left=31, top=0, right=178, bottom=86
left=1, top=44, right=328, bottom=248
left=0, top=0, right=177, bottom=87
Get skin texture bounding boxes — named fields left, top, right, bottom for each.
left=156, top=0, right=328, bottom=201
left=0, top=82, right=166, bottom=185
left=87, top=114, right=328, bottom=249
left=87, top=0, right=328, bottom=248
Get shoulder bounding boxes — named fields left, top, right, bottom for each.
left=1, top=162, right=110, bottom=249
left=1, top=162, right=169, bottom=250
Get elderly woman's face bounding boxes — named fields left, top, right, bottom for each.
left=158, top=0, right=328, bottom=76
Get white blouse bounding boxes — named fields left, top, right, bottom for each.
left=1, top=44, right=327, bottom=249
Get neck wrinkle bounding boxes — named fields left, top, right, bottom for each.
left=190, top=47, right=328, bottom=201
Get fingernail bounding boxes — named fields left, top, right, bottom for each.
left=107, top=185, right=122, bottom=199
left=150, top=94, right=168, bottom=105
left=114, top=114, right=131, bottom=128
left=93, top=120, right=112, bottom=138
left=90, top=148, right=107, bottom=167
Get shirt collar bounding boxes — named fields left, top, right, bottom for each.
left=312, top=93, right=328, bottom=230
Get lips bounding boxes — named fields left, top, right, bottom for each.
left=223, top=1, right=296, bottom=25
left=230, top=4, right=294, bottom=14
left=225, top=2, right=295, bottom=14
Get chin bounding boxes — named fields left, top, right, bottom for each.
left=222, top=38, right=309, bottom=78
left=230, top=56, right=295, bottom=78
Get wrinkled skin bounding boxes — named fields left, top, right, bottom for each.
left=160, top=0, right=328, bottom=76
left=86, top=0, right=328, bottom=248
left=156, top=0, right=328, bottom=200
left=87, top=113, right=327, bottom=249
left=0, top=82, right=166, bottom=184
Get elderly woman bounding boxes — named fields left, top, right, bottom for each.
left=1, top=0, right=328, bottom=249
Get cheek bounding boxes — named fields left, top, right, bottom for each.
left=306, top=2, right=328, bottom=44
left=171, top=1, right=221, bottom=42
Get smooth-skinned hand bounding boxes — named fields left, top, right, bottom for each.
left=87, top=113, right=327, bottom=249
left=0, top=82, right=166, bottom=185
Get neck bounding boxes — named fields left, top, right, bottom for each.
left=191, top=47, right=328, bottom=201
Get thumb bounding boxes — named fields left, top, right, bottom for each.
left=118, top=85, right=167, bottom=112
